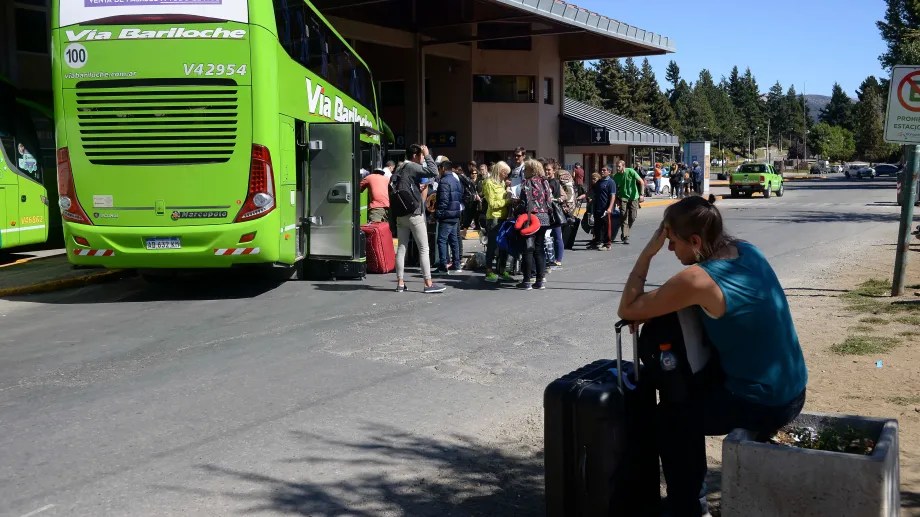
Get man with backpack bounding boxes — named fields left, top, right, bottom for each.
left=390, top=144, right=446, bottom=293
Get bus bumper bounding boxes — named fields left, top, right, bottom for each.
left=62, top=220, right=283, bottom=269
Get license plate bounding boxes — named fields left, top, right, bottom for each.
left=145, top=237, right=181, bottom=250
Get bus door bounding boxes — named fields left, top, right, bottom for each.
left=305, top=122, right=361, bottom=260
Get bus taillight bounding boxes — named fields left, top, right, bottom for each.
left=57, top=148, right=93, bottom=225
left=235, top=145, right=276, bottom=223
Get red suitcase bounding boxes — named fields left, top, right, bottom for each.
left=361, top=222, right=395, bottom=274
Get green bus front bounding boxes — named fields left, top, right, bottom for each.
left=1, top=79, right=50, bottom=251
left=51, top=0, right=379, bottom=269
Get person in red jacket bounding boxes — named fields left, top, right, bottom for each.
left=360, top=166, right=390, bottom=222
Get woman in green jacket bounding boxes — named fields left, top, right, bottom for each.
left=483, top=161, right=513, bottom=282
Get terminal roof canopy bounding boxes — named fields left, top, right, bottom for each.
left=562, top=97, right=679, bottom=146
left=312, top=0, right=675, bottom=60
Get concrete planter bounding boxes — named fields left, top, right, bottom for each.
left=721, top=412, right=899, bottom=517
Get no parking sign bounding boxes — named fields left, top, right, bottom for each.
left=885, top=66, right=920, bottom=144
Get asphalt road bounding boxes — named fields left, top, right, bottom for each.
left=0, top=175, right=909, bottom=517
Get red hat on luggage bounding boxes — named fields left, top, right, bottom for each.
left=515, top=213, right=541, bottom=236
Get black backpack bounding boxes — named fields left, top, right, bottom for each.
left=389, top=170, right=419, bottom=217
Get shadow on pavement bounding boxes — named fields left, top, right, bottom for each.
left=733, top=210, right=902, bottom=224
left=903, top=490, right=920, bottom=509
left=783, top=178, right=896, bottom=191
left=160, top=425, right=545, bottom=516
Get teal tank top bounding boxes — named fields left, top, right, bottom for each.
left=698, top=241, right=808, bottom=406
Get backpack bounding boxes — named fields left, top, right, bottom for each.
left=389, top=171, right=419, bottom=217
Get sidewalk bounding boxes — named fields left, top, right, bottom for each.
left=0, top=252, right=126, bottom=297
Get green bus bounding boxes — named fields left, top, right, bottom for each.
left=51, top=0, right=382, bottom=277
left=0, top=78, right=51, bottom=251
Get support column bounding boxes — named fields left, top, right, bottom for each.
left=403, top=35, right=427, bottom=147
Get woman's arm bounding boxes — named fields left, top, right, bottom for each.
left=617, top=225, right=725, bottom=321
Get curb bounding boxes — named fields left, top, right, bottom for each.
left=0, top=269, right=130, bottom=297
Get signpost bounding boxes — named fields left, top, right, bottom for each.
left=591, top=127, right=609, bottom=145
left=884, top=66, right=920, bottom=296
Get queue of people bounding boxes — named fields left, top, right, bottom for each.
left=369, top=144, right=717, bottom=292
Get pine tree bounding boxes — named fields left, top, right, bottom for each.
left=785, top=85, right=808, bottom=159
left=878, top=0, right=920, bottom=70
left=639, top=58, right=665, bottom=127
left=766, top=81, right=787, bottom=149
left=665, top=61, right=681, bottom=96
left=853, top=75, right=899, bottom=161
left=623, top=58, right=648, bottom=122
left=563, top=61, right=601, bottom=107
left=594, top=58, right=632, bottom=115
left=674, top=80, right=715, bottom=142
left=819, top=83, right=854, bottom=130
left=636, top=59, right=676, bottom=132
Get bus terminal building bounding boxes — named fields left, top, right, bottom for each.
left=1, top=0, right=678, bottom=169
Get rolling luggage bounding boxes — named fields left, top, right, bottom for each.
left=361, top=222, right=395, bottom=274
left=544, top=321, right=660, bottom=517
left=562, top=220, right=579, bottom=250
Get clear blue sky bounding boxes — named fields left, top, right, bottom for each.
left=574, top=0, right=889, bottom=98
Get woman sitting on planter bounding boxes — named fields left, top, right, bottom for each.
left=617, top=194, right=808, bottom=517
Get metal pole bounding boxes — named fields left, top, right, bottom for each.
left=766, top=119, right=773, bottom=163
left=892, top=145, right=918, bottom=296
left=802, top=82, right=807, bottom=163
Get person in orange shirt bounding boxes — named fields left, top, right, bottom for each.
left=360, top=166, right=391, bottom=223
left=653, top=162, right=663, bottom=195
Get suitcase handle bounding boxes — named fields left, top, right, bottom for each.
left=614, top=320, right=640, bottom=389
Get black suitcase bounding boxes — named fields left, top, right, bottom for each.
left=544, top=321, right=661, bottom=517
left=562, top=220, right=579, bottom=250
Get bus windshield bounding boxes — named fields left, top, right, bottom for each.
left=0, top=83, right=43, bottom=183
left=59, top=0, right=249, bottom=26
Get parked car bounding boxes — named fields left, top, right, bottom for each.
left=729, top=163, right=784, bottom=198
left=873, top=164, right=901, bottom=178
left=896, top=170, right=920, bottom=206
left=831, top=164, right=843, bottom=174
left=844, top=163, right=874, bottom=179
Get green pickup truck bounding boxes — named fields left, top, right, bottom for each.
left=730, top=163, right=784, bottom=198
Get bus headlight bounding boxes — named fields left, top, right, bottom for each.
left=59, top=196, right=73, bottom=211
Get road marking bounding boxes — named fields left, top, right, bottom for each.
left=20, top=504, right=55, bottom=517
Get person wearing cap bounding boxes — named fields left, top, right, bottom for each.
left=516, top=159, right=553, bottom=290
left=586, top=165, right=617, bottom=250
left=360, top=165, right=391, bottom=223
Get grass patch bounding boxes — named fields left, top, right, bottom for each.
left=899, top=330, right=918, bottom=338
left=851, top=325, right=874, bottom=333
left=830, top=335, right=900, bottom=355
left=842, top=279, right=920, bottom=315
left=895, top=315, right=920, bottom=325
left=887, top=396, right=920, bottom=406
left=852, top=279, right=892, bottom=297
left=859, top=316, right=889, bottom=325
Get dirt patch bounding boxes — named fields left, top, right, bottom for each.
left=783, top=240, right=920, bottom=514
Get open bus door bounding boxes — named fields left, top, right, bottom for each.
left=296, top=122, right=365, bottom=280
